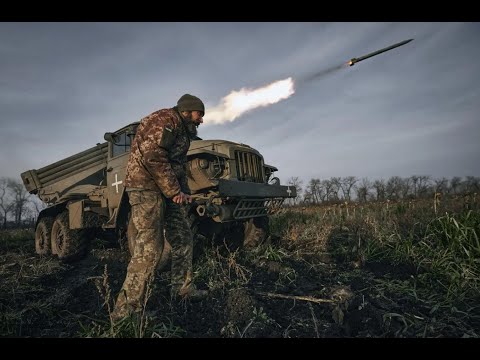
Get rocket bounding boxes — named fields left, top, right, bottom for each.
left=348, top=39, right=414, bottom=66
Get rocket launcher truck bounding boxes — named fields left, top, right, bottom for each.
left=21, top=122, right=296, bottom=261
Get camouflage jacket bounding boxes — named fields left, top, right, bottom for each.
left=124, top=107, right=191, bottom=198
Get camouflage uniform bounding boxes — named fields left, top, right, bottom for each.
left=113, top=107, right=195, bottom=319
left=125, top=108, right=191, bottom=197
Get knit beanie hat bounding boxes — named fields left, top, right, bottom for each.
left=177, top=94, right=205, bottom=114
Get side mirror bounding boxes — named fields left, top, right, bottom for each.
left=126, top=126, right=136, bottom=137
left=104, top=132, right=119, bottom=144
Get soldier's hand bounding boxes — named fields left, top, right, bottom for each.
left=172, top=192, right=192, bottom=204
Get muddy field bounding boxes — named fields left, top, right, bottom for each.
left=1, top=205, right=479, bottom=338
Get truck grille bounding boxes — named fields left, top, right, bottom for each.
left=234, top=151, right=264, bottom=183
left=233, top=198, right=285, bottom=219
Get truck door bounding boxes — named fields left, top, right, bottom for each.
left=106, top=130, right=131, bottom=220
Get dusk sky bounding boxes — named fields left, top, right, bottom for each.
left=1, top=22, right=479, bottom=186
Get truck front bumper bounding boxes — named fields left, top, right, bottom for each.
left=216, top=179, right=297, bottom=198
left=197, top=179, right=297, bottom=221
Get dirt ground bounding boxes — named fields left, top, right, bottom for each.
left=1, top=230, right=478, bottom=338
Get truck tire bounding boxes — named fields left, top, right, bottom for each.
left=35, top=217, right=54, bottom=255
left=51, top=212, right=89, bottom=262
left=243, top=216, right=270, bottom=248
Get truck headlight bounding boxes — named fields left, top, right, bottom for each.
left=199, top=159, right=209, bottom=169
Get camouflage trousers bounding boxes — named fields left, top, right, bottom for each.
left=113, top=190, right=193, bottom=318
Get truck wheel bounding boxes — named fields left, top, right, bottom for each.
left=51, top=212, right=89, bottom=262
left=243, top=216, right=270, bottom=248
left=35, top=217, right=53, bottom=255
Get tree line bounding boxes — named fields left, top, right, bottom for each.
left=0, top=177, right=45, bottom=229
left=2, top=175, right=479, bottom=228
left=286, top=175, right=480, bottom=205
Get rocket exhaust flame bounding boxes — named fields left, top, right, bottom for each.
left=203, top=78, right=295, bottom=125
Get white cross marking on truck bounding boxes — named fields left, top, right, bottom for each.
left=287, top=186, right=292, bottom=196
left=112, top=173, right=123, bottom=194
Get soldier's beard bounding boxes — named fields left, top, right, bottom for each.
left=185, top=121, right=198, bottom=137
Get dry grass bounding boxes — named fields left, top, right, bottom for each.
left=1, top=194, right=478, bottom=337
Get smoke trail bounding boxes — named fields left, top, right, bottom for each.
left=297, top=62, right=348, bottom=85
left=204, top=78, right=295, bottom=125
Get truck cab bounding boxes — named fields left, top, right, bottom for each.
left=102, top=123, right=138, bottom=227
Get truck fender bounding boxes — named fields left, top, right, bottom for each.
left=36, top=202, right=68, bottom=228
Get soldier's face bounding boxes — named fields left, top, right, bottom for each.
left=182, top=111, right=202, bottom=136
left=191, top=111, right=204, bottom=126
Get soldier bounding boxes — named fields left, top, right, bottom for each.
left=112, top=94, right=208, bottom=321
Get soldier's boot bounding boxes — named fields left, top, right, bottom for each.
left=111, top=304, right=141, bottom=323
left=111, top=291, right=143, bottom=323
left=111, top=308, right=126, bottom=323
left=171, top=283, right=208, bottom=302
left=171, top=271, right=208, bottom=301
left=179, top=284, right=209, bottom=301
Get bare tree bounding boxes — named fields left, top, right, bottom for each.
left=317, top=181, right=327, bottom=202
left=372, top=179, right=386, bottom=201
left=329, top=177, right=341, bottom=201
left=7, top=178, right=30, bottom=226
left=355, top=177, right=371, bottom=203
left=386, top=176, right=403, bottom=200
left=417, top=175, right=432, bottom=198
left=464, top=176, right=480, bottom=193
left=307, top=178, right=322, bottom=204
left=0, top=178, right=14, bottom=229
left=322, top=179, right=334, bottom=202
left=450, top=176, right=463, bottom=195
left=400, top=177, right=412, bottom=199
left=433, top=177, right=449, bottom=194
left=340, top=176, right=357, bottom=202
left=410, top=175, right=419, bottom=198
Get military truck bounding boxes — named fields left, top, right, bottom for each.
left=21, top=122, right=296, bottom=262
